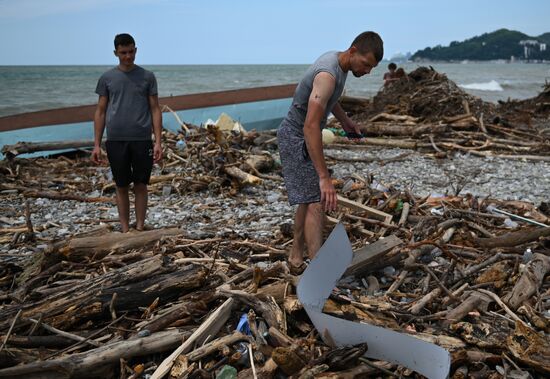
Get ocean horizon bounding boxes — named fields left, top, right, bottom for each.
left=1, top=62, right=549, bottom=118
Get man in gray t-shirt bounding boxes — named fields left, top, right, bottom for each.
left=277, top=32, right=383, bottom=271
left=92, top=33, right=162, bottom=233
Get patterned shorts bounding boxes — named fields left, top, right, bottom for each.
left=277, top=122, right=321, bottom=205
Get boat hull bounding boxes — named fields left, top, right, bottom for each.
left=0, top=84, right=295, bottom=158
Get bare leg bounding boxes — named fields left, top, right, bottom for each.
left=289, top=204, right=307, bottom=267
left=134, top=183, right=148, bottom=231
left=115, top=186, right=130, bottom=233
left=304, top=202, right=324, bottom=260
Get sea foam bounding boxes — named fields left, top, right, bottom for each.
left=459, top=80, right=504, bottom=91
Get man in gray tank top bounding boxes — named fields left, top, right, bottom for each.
left=277, top=31, right=383, bottom=271
left=92, top=34, right=162, bottom=233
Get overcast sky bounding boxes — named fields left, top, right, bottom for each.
left=1, top=0, right=549, bottom=65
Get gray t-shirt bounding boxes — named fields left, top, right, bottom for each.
left=95, top=65, right=158, bottom=141
left=283, top=51, right=348, bottom=135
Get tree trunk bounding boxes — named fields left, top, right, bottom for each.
left=0, top=330, right=189, bottom=379
left=1, top=140, right=96, bottom=159
left=53, top=227, right=184, bottom=261
left=474, top=227, right=550, bottom=248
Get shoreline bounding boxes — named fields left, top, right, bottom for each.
left=2, top=62, right=549, bottom=117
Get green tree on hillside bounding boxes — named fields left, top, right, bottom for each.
left=411, top=29, right=550, bottom=61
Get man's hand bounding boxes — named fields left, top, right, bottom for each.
left=342, top=120, right=364, bottom=139
left=153, top=142, right=163, bottom=163
left=319, top=177, right=337, bottom=212
left=91, top=146, right=103, bottom=164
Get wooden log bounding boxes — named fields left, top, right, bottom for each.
left=474, top=227, right=550, bottom=248
left=102, top=174, right=178, bottom=191
left=0, top=256, right=204, bottom=331
left=443, top=291, right=492, bottom=327
left=443, top=113, right=472, bottom=124
left=0, top=334, right=75, bottom=349
left=325, top=152, right=412, bottom=164
left=256, top=281, right=288, bottom=304
left=0, top=255, right=159, bottom=330
left=137, top=297, right=211, bottom=334
left=0, top=329, right=190, bottom=379
left=224, top=166, right=263, bottom=185
left=409, top=288, right=441, bottom=315
left=0, top=348, right=48, bottom=369
left=25, top=317, right=101, bottom=348
left=503, top=253, right=550, bottom=310
left=337, top=195, right=393, bottom=232
left=53, top=227, right=183, bottom=261
left=360, top=123, right=448, bottom=137
left=186, top=332, right=251, bottom=362
left=151, top=298, right=234, bottom=379
left=267, top=326, right=294, bottom=347
left=398, top=202, right=410, bottom=226
left=12, top=261, right=64, bottom=303
left=1, top=140, right=96, bottom=158
left=368, top=113, right=420, bottom=123
left=441, top=142, right=550, bottom=162
left=344, top=235, right=404, bottom=277
left=54, top=266, right=202, bottom=329
left=451, top=349, right=502, bottom=368
left=332, top=138, right=424, bottom=150
left=23, top=189, right=115, bottom=204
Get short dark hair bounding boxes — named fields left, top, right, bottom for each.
left=350, top=31, right=384, bottom=62
left=388, top=62, right=397, bottom=70
left=114, top=33, right=135, bottom=49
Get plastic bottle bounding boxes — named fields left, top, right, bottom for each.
left=176, top=139, right=186, bottom=151
left=216, top=365, right=237, bottom=379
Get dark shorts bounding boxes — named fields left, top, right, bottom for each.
left=277, top=122, right=321, bottom=205
left=106, top=140, right=153, bottom=187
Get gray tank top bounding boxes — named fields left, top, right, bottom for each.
left=283, top=51, right=347, bottom=134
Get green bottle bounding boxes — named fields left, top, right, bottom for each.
left=216, top=365, right=237, bottom=379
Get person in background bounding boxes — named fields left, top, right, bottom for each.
left=383, top=62, right=398, bottom=86
left=395, top=67, right=406, bottom=79
left=277, top=31, right=383, bottom=272
left=92, top=33, right=162, bottom=233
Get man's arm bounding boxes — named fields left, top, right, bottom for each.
left=149, top=94, right=163, bottom=163
left=303, top=72, right=337, bottom=211
left=331, top=102, right=362, bottom=136
left=92, top=95, right=108, bottom=164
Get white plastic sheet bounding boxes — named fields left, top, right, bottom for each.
left=297, top=224, right=450, bottom=379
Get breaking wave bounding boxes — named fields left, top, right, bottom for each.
left=459, top=80, right=504, bottom=91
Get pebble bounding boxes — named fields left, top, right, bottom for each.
left=327, top=147, right=550, bottom=204
left=1, top=146, right=548, bottom=260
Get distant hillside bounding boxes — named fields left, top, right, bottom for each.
left=411, top=29, right=550, bottom=61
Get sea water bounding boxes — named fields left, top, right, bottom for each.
left=0, top=62, right=549, bottom=117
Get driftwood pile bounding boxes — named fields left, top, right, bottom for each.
left=1, top=136, right=550, bottom=378
left=496, top=81, right=550, bottom=122
left=0, top=130, right=280, bottom=232
left=333, top=67, right=550, bottom=162
left=0, top=66, right=549, bottom=378
left=369, top=66, right=492, bottom=122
